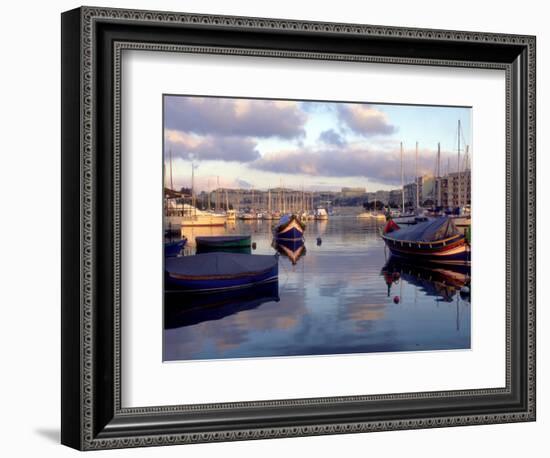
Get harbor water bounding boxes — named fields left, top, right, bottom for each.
left=163, top=216, right=471, bottom=361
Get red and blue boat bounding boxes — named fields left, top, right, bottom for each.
left=272, top=214, right=305, bottom=242
left=381, top=216, right=470, bottom=266
left=165, top=252, right=278, bottom=292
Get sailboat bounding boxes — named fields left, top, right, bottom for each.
left=391, top=142, right=417, bottom=224
left=357, top=190, right=386, bottom=220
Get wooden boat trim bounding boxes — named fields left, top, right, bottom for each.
left=381, top=233, right=463, bottom=246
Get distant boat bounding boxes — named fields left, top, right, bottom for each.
left=165, top=252, right=279, bottom=292
left=164, top=280, right=280, bottom=329
left=165, top=203, right=226, bottom=228
left=273, top=214, right=305, bottom=242
left=381, top=216, right=470, bottom=266
left=272, top=238, right=306, bottom=265
left=195, top=235, right=252, bottom=254
left=314, top=207, right=329, bottom=220
left=164, top=238, right=187, bottom=257
left=238, top=212, right=255, bottom=220
left=357, top=211, right=386, bottom=220
left=225, top=209, right=237, bottom=221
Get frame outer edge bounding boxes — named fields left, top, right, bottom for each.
left=61, top=7, right=84, bottom=451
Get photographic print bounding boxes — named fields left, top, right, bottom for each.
left=163, top=95, right=472, bottom=362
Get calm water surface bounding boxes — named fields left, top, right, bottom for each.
left=163, top=217, right=471, bottom=361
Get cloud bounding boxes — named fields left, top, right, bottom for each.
left=337, top=104, right=396, bottom=136
left=165, top=130, right=260, bottom=162
left=319, top=129, right=346, bottom=147
left=250, top=144, right=453, bottom=186
left=236, top=178, right=253, bottom=189
left=165, top=96, right=307, bottom=139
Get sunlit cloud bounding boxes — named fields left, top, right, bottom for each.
left=165, top=129, right=260, bottom=162
left=165, top=96, right=308, bottom=139
left=337, top=104, right=397, bottom=136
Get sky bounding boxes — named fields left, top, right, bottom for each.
left=163, top=95, right=472, bottom=193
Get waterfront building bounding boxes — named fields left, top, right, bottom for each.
left=341, top=187, right=366, bottom=198
left=388, top=189, right=403, bottom=208
left=446, top=170, right=471, bottom=207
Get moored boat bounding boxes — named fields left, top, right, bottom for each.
left=381, top=216, right=470, bottom=265
left=314, top=207, right=329, bottom=220
left=165, top=252, right=279, bottom=292
left=164, top=238, right=187, bottom=257
left=195, top=235, right=252, bottom=254
left=272, top=214, right=305, bottom=242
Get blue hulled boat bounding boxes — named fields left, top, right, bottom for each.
left=165, top=252, right=278, bottom=292
left=164, top=238, right=187, bottom=257
left=381, top=216, right=470, bottom=266
left=272, top=214, right=305, bottom=242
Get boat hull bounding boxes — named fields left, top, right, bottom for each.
left=165, top=253, right=279, bottom=292
left=273, top=215, right=305, bottom=242
left=196, top=235, right=252, bottom=254
left=382, top=233, right=470, bottom=265
left=164, top=239, right=186, bottom=257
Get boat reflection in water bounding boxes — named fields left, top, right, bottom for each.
left=272, top=238, right=306, bottom=265
left=165, top=280, right=280, bottom=329
left=382, top=257, right=470, bottom=303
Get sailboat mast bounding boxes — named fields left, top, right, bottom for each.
left=457, top=120, right=461, bottom=209
left=191, top=161, right=196, bottom=216
left=169, top=148, right=174, bottom=191
left=400, top=142, right=405, bottom=214
left=437, top=142, right=441, bottom=207
left=415, top=141, right=419, bottom=210
left=207, top=178, right=211, bottom=210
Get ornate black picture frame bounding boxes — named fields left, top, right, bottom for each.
left=61, top=6, right=536, bottom=450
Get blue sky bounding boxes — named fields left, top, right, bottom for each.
left=164, top=95, right=471, bottom=192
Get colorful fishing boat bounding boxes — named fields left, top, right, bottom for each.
left=195, top=235, right=251, bottom=254
left=164, top=280, right=280, bottom=329
left=164, top=237, right=187, bottom=257
left=381, top=216, right=470, bottom=266
left=272, top=214, right=305, bottom=242
left=165, top=252, right=279, bottom=292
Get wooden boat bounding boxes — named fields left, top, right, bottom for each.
left=272, top=214, right=305, bottom=242
left=164, top=280, right=280, bottom=329
left=164, top=238, right=187, bottom=257
left=195, top=235, right=251, bottom=251
left=165, top=252, right=279, bottom=292
left=381, top=216, right=470, bottom=266
left=272, top=239, right=306, bottom=265
left=314, top=207, right=329, bottom=220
